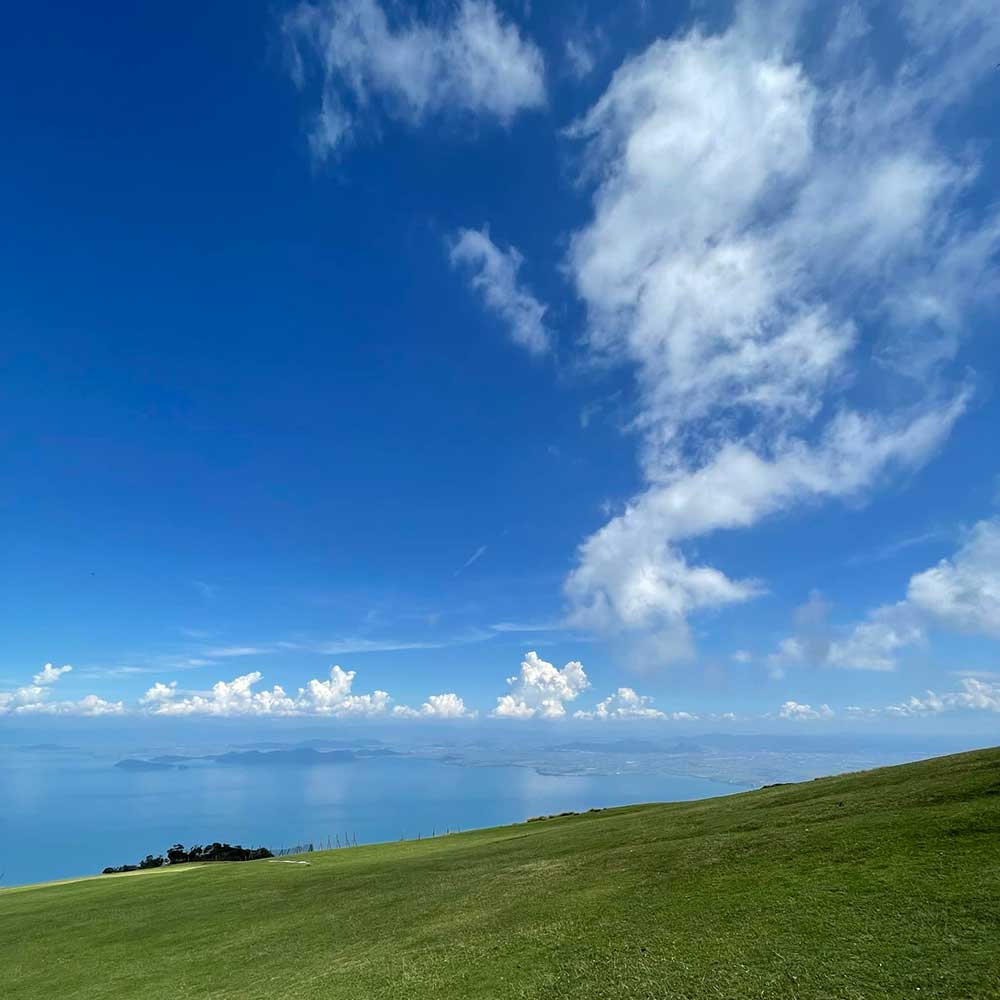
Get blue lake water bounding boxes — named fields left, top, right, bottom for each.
left=0, top=749, right=745, bottom=887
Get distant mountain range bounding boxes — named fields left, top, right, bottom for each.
left=115, top=747, right=367, bottom=771
left=545, top=739, right=706, bottom=755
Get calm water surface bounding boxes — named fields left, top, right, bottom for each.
left=0, top=749, right=745, bottom=887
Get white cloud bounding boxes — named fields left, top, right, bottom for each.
left=565, top=400, right=965, bottom=656
left=394, top=692, right=476, bottom=719
left=285, top=0, right=545, bottom=159
left=885, top=678, right=1000, bottom=717
left=756, top=676, right=1000, bottom=722
left=778, top=700, right=834, bottom=721
left=826, top=603, right=924, bottom=672
left=0, top=663, right=123, bottom=717
left=573, top=685, right=699, bottom=721
left=492, top=651, right=589, bottom=719
left=898, top=0, right=1000, bottom=111
left=566, top=509, right=762, bottom=635
left=7, top=654, right=997, bottom=724
left=731, top=650, right=752, bottom=664
left=300, top=665, right=392, bottom=717
left=906, top=519, right=1000, bottom=636
left=884, top=691, right=945, bottom=718
left=825, top=1, right=870, bottom=57
left=139, top=681, right=177, bottom=705
left=769, top=590, right=924, bottom=674
left=139, top=667, right=475, bottom=720
left=15, top=694, right=124, bottom=717
left=844, top=705, right=880, bottom=720
left=33, top=663, right=73, bottom=686
left=560, top=1, right=994, bottom=665
left=766, top=637, right=801, bottom=680
left=574, top=686, right=663, bottom=720
left=145, top=672, right=299, bottom=717
left=564, top=35, right=597, bottom=80
left=567, top=27, right=824, bottom=434
left=767, top=590, right=833, bottom=675
left=449, top=228, right=551, bottom=355
left=0, top=685, right=46, bottom=712
left=421, top=692, right=476, bottom=718
left=952, top=678, right=1000, bottom=713
left=0, top=663, right=468, bottom=722
left=775, top=518, right=1000, bottom=672
left=142, top=665, right=391, bottom=718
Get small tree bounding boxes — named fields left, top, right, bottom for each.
left=167, top=844, right=189, bottom=864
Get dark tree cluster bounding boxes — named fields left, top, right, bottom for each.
left=101, top=842, right=272, bottom=874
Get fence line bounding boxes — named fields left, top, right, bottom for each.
left=272, top=822, right=469, bottom=857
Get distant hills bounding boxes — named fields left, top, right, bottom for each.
left=114, top=758, right=180, bottom=772
left=211, top=748, right=355, bottom=766
left=546, top=739, right=706, bottom=754
left=115, top=747, right=365, bottom=771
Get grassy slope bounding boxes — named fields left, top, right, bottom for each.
left=2, top=748, right=999, bottom=1000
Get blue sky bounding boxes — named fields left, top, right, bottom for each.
left=2, top=0, right=999, bottom=732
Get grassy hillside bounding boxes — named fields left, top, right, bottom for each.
left=2, top=748, right=999, bottom=999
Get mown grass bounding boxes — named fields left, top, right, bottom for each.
left=2, top=747, right=999, bottom=999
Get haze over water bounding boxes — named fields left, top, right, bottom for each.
left=1, top=747, right=744, bottom=887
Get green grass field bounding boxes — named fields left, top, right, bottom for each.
left=2, top=747, right=999, bottom=999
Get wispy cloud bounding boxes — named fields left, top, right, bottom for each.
left=178, top=627, right=215, bottom=639
left=490, top=621, right=566, bottom=633
left=77, top=665, right=159, bottom=680
left=311, top=636, right=486, bottom=655
left=844, top=529, right=949, bottom=567
left=455, top=544, right=488, bottom=576
left=76, top=657, right=218, bottom=679
left=564, top=36, right=596, bottom=80
left=204, top=646, right=272, bottom=658
left=562, top=15, right=605, bottom=81
left=768, top=518, right=1000, bottom=672
left=79, top=628, right=496, bottom=683
left=449, top=227, right=551, bottom=355
left=559, top=0, right=996, bottom=666
left=284, top=0, right=546, bottom=159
